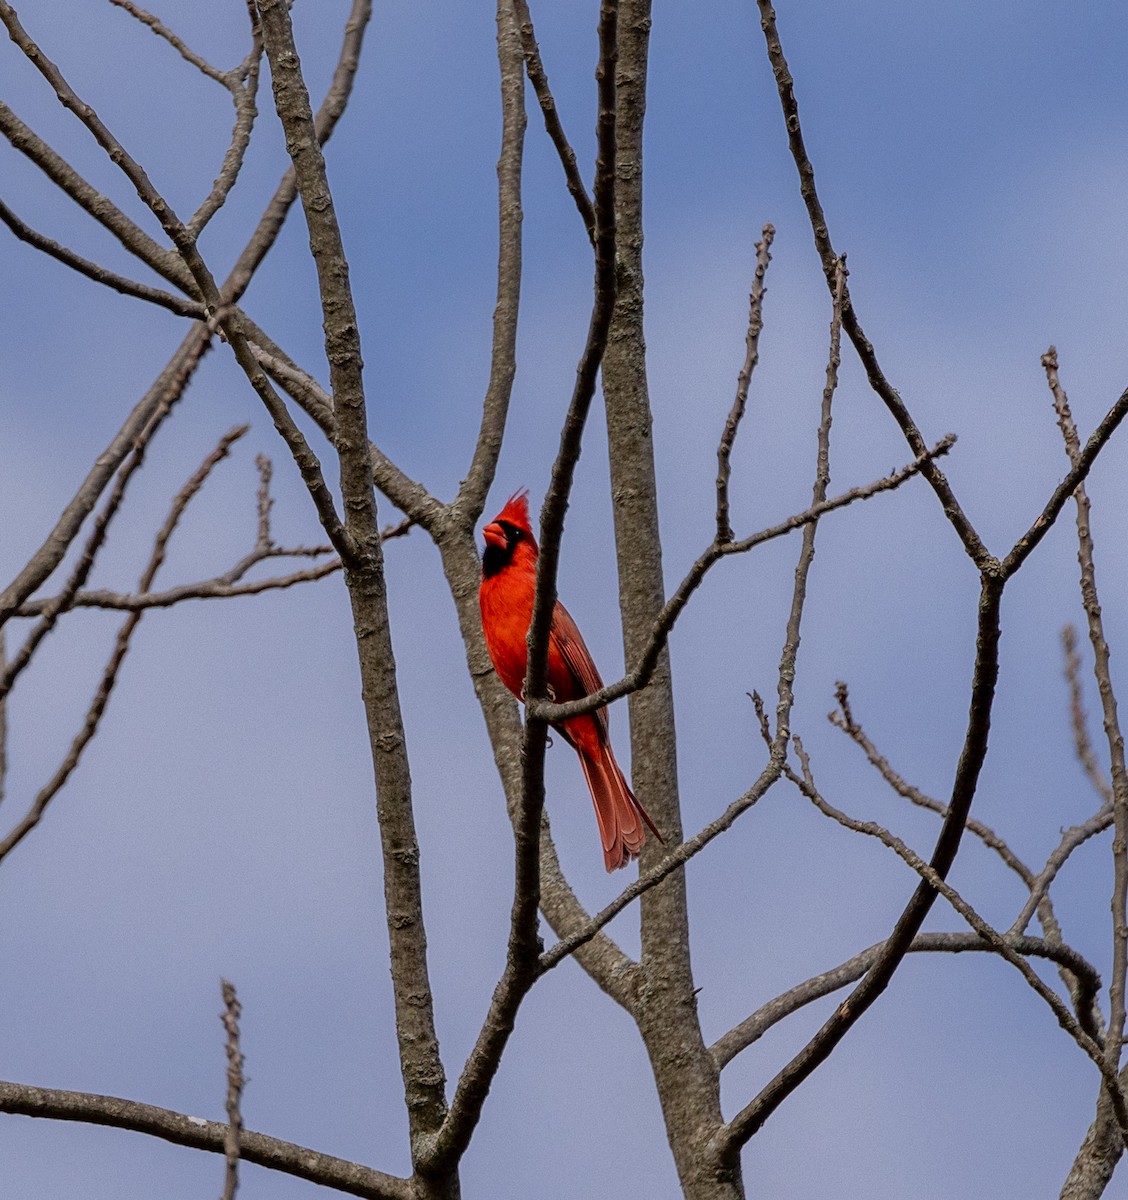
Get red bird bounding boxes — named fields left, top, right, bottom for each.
left=479, top=491, right=661, bottom=871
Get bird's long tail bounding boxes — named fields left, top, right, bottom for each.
left=578, top=746, right=664, bottom=872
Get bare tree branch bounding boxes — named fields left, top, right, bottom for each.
left=1046, top=346, right=1128, bottom=1084
left=0, top=1079, right=410, bottom=1200
left=1062, top=624, right=1114, bottom=805
left=716, top=224, right=774, bottom=543
left=511, top=0, right=596, bottom=243
left=422, top=0, right=622, bottom=1173
left=788, top=737, right=1108, bottom=1044
left=711, top=931, right=1104, bottom=1070
left=710, top=562, right=1006, bottom=1162
left=0, top=99, right=192, bottom=290
left=219, top=980, right=245, bottom=1200
left=829, top=678, right=1104, bottom=1023
left=108, top=0, right=232, bottom=84
left=0, top=328, right=209, bottom=628
left=754, top=0, right=990, bottom=569
left=254, top=0, right=449, bottom=1160
left=0, top=403, right=211, bottom=701
left=830, top=681, right=1038, bottom=889
left=0, top=199, right=205, bottom=318
left=0, top=0, right=373, bottom=630
left=529, top=434, right=955, bottom=726
left=0, top=427, right=248, bottom=865
left=454, top=0, right=526, bottom=524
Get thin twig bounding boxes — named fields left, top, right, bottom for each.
left=539, top=762, right=782, bottom=972
left=0, top=330, right=209, bottom=628
left=1062, top=625, right=1113, bottom=804
left=829, top=678, right=1101, bottom=1018
left=0, top=200, right=205, bottom=318
left=12, top=519, right=410, bottom=618
left=511, top=0, right=596, bottom=243
left=1009, top=806, right=1114, bottom=939
left=1045, top=345, right=1128, bottom=1081
left=716, top=224, right=774, bottom=543
left=109, top=0, right=230, bottom=83
left=220, top=980, right=245, bottom=1200
left=189, top=5, right=264, bottom=234
left=1, top=406, right=209, bottom=701
left=0, top=429, right=247, bottom=864
left=790, top=738, right=1103, bottom=1038
left=829, top=682, right=1036, bottom=889
left=255, top=455, right=275, bottom=549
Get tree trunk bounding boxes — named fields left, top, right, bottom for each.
left=601, top=3, right=744, bottom=1196
left=1060, top=1079, right=1125, bottom=1200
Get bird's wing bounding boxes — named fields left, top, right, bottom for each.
left=549, top=600, right=610, bottom=740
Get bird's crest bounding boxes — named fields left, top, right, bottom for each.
left=495, top=488, right=532, bottom=533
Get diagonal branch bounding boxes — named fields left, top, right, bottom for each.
left=0, top=199, right=205, bottom=318
left=511, top=0, right=596, bottom=243
left=775, top=739, right=1125, bottom=1135
left=529, top=434, right=955, bottom=727
left=754, top=0, right=989, bottom=569
left=0, top=428, right=248, bottom=865
left=0, top=0, right=373, bottom=630
left=0, top=99, right=192, bottom=290
left=709, top=564, right=1006, bottom=1164
left=0, top=328, right=209, bottom=628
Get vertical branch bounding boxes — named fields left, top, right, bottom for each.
left=456, top=0, right=527, bottom=522
left=597, top=4, right=745, bottom=1198
left=420, top=0, right=622, bottom=1175
left=1062, top=625, right=1114, bottom=804
left=522, top=0, right=619, bottom=919
left=219, top=979, right=245, bottom=1200
left=770, top=256, right=844, bottom=756
left=253, top=0, right=449, bottom=1160
left=1044, top=346, right=1128, bottom=1081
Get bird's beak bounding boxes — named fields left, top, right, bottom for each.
left=482, top=521, right=506, bottom=549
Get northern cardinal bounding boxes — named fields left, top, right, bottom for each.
left=479, top=491, right=661, bottom=871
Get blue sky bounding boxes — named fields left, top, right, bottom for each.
left=2, top=2, right=1127, bottom=1196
